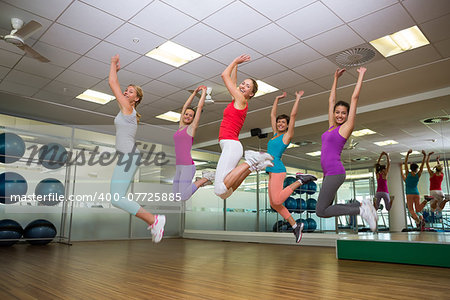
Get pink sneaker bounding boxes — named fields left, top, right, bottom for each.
left=148, top=215, right=166, bottom=243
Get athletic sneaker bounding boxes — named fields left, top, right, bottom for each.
left=254, top=160, right=274, bottom=171
left=244, top=150, right=273, bottom=166
left=148, top=215, right=166, bottom=243
left=424, top=195, right=434, bottom=202
left=295, top=173, right=317, bottom=185
left=293, top=222, right=304, bottom=243
left=202, top=170, right=215, bottom=182
left=360, top=200, right=377, bottom=232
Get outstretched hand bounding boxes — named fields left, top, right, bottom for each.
left=234, top=54, right=251, bottom=64
left=196, top=85, right=207, bottom=93
left=335, top=68, right=346, bottom=78
left=428, top=151, right=434, bottom=156
left=295, top=90, right=304, bottom=99
left=357, top=66, right=367, bottom=74
left=422, top=150, right=426, bottom=155
left=111, top=54, right=120, bottom=72
left=275, top=92, right=286, bottom=101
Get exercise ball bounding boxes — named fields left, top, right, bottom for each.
left=299, top=198, right=307, bottom=212
left=0, top=132, right=25, bottom=164
left=283, top=176, right=297, bottom=189
left=306, top=198, right=317, bottom=211
left=0, top=172, right=27, bottom=204
left=38, top=143, right=68, bottom=169
left=306, top=181, right=317, bottom=195
left=285, top=196, right=298, bottom=211
left=378, top=204, right=384, bottom=211
left=296, top=218, right=308, bottom=231
left=35, top=178, right=64, bottom=206
left=273, top=220, right=285, bottom=232
left=23, top=219, right=57, bottom=245
left=299, top=183, right=307, bottom=194
left=306, top=218, right=317, bottom=232
left=0, top=219, right=23, bottom=246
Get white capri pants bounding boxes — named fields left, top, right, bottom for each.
left=214, top=139, right=243, bottom=197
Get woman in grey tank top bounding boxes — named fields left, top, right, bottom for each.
left=109, top=54, right=165, bottom=243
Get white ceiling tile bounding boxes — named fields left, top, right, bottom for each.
left=349, top=4, right=416, bottom=41
left=15, top=56, right=65, bottom=79
left=238, top=57, right=287, bottom=79
left=284, top=81, right=326, bottom=97
left=34, top=90, right=74, bottom=103
left=80, top=0, right=154, bottom=20
left=203, top=1, right=270, bottom=39
left=304, top=25, right=365, bottom=56
left=67, top=98, right=105, bottom=111
left=158, top=69, right=203, bottom=89
left=277, top=2, right=344, bottom=40
left=0, top=65, right=9, bottom=80
left=90, top=79, right=120, bottom=95
left=402, top=0, right=450, bottom=24
left=40, top=23, right=100, bottom=55
left=292, top=58, right=337, bottom=80
left=32, top=42, right=81, bottom=68
left=434, top=38, right=450, bottom=58
left=42, top=80, right=86, bottom=98
left=3, top=0, right=72, bottom=20
left=195, top=111, right=222, bottom=124
left=0, top=49, right=22, bottom=68
left=180, top=56, right=225, bottom=79
left=207, top=72, right=251, bottom=86
left=125, top=56, right=174, bottom=78
left=0, top=80, right=39, bottom=96
left=141, top=80, right=180, bottom=98
left=85, top=41, right=141, bottom=68
left=0, top=2, right=53, bottom=39
left=386, top=45, right=443, bottom=70
left=262, top=70, right=308, bottom=90
left=151, top=97, right=182, bottom=111
left=93, top=101, right=120, bottom=115
left=419, top=14, right=450, bottom=43
left=172, top=23, right=232, bottom=54
left=313, top=72, right=357, bottom=90
left=130, top=1, right=197, bottom=39
left=105, top=23, right=166, bottom=55
left=166, top=90, right=194, bottom=106
left=268, top=42, right=322, bottom=68
left=116, top=69, right=152, bottom=87
left=55, top=69, right=102, bottom=88
left=321, top=0, right=397, bottom=22
left=69, top=57, right=109, bottom=79
left=239, top=23, right=299, bottom=55
left=5, top=69, right=51, bottom=89
left=206, top=41, right=263, bottom=65
left=346, top=59, right=397, bottom=80
left=241, top=0, right=316, bottom=20
left=161, top=0, right=234, bottom=20
left=57, top=1, right=124, bottom=39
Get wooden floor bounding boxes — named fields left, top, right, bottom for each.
left=1, top=239, right=449, bottom=299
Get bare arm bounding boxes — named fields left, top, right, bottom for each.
left=376, top=152, right=384, bottom=165
left=283, top=90, right=304, bottom=144
left=385, top=152, right=391, bottom=174
left=231, top=65, right=237, bottom=88
left=180, top=86, right=201, bottom=126
left=328, top=68, right=345, bottom=127
left=402, top=149, right=412, bottom=181
left=271, top=92, right=286, bottom=133
left=340, top=67, right=367, bottom=139
left=108, top=55, right=132, bottom=114
left=190, top=86, right=207, bottom=136
left=418, top=150, right=426, bottom=177
left=221, top=54, right=251, bottom=108
left=426, top=151, right=434, bottom=176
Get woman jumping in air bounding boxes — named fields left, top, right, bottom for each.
left=316, top=67, right=378, bottom=232
left=426, top=152, right=448, bottom=212
left=109, top=54, right=165, bottom=243
left=173, top=85, right=215, bottom=201
left=267, top=91, right=317, bottom=243
left=214, top=54, right=273, bottom=199
left=401, top=149, right=427, bottom=226
left=374, top=152, right=392, bottom=210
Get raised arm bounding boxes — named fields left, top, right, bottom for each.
left=180, top=86, right=201, bottom=126
left=109, top=55, right=132, bottom=114
left=221, top=54, right=251, bottom=107
left=190, top=86, right=207, bottom=136
left=426, top=151, right=434, bottom=176
left=418, top=150, right=426, bottom=177
left=271, top=92, right=286, bottom=133
left=340, top=67, right=366, bottom=138
left=284, top=90, right=304, bottom=144
left=402, top=149, right=412, bottom=181
left=376, top=152, right=384, bottom=165
left=231, top=65, right=237, bottom=88
left=328, top=68, right=346, bottom=127
left=385, top=152, right=391, bottom=174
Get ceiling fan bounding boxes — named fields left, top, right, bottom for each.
left=344, top=139, right=360, bottom=150
left=1, top=18, right=50, bottom=63
left=189, top=86, right=230, bottom=105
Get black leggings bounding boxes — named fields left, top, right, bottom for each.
left=316, top=174, right=360, bottom=217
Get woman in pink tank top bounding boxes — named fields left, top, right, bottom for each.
left=214, top=54, right=273, bottom=199
left=426, top=152, right=448, bottom=211
left=173, top=86, right=215, bottom=201
left=374, top=152, right=392, bottom=210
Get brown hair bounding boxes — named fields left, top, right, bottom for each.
left=334, top=100, right=350, bottom=113
left=249, top=78, right=258, bottom=99
left=129, top=84, right=143, bottom=123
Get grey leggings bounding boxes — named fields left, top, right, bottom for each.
left=316, top=174, right=360, bottom=217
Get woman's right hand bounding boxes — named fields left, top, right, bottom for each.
left=111, top=54, right=120, bottom=72
left=196, top=85, right=207, bottom=93
left=275, top=92, right=286, bottom=101
left=335, top=68, right=345, bottom=78
left=234, top=54, right=251, bottom=65
left=407, top=149, right=413, bottom=154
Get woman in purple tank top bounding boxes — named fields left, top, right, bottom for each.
left=374, top=152, right=392, bottom=211
left=316, top=67, right=378, bottom=232
left=173, top=86, right=215, bottom=201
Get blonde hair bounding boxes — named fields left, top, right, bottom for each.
left=129, top=84, right=143, bottom=123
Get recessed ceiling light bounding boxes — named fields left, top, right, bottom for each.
left=254, top=80, right=278, bottom=97
left=287, top=143, right=299, bottom=149
left=374, top=140, right=398, bottom=146
left=421, top=116, right=450, bottom=124
left=132, top=38, right=139, bottom=43
left=352, top=129, right=376, bottom=137
left=76, top=89, right=115, bottom=105
left=156, top=111, right=181, bottom=122
left=306, top=151, right=321, bottom=157
left=370, top=25, right=430, bottom=58
left=146, top=41, right=201, bottom=67
left=400, top=151, right=421, bottom=156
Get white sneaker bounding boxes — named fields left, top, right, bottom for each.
left=360, top=200, right=377, bottom=232
left=255, top=160, right=274, bottom=171
left=202, top=170, right=215, bottom=182
left=148, top=215, right=166, bottom=243
left=244, top=150, right=273, bottom=166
